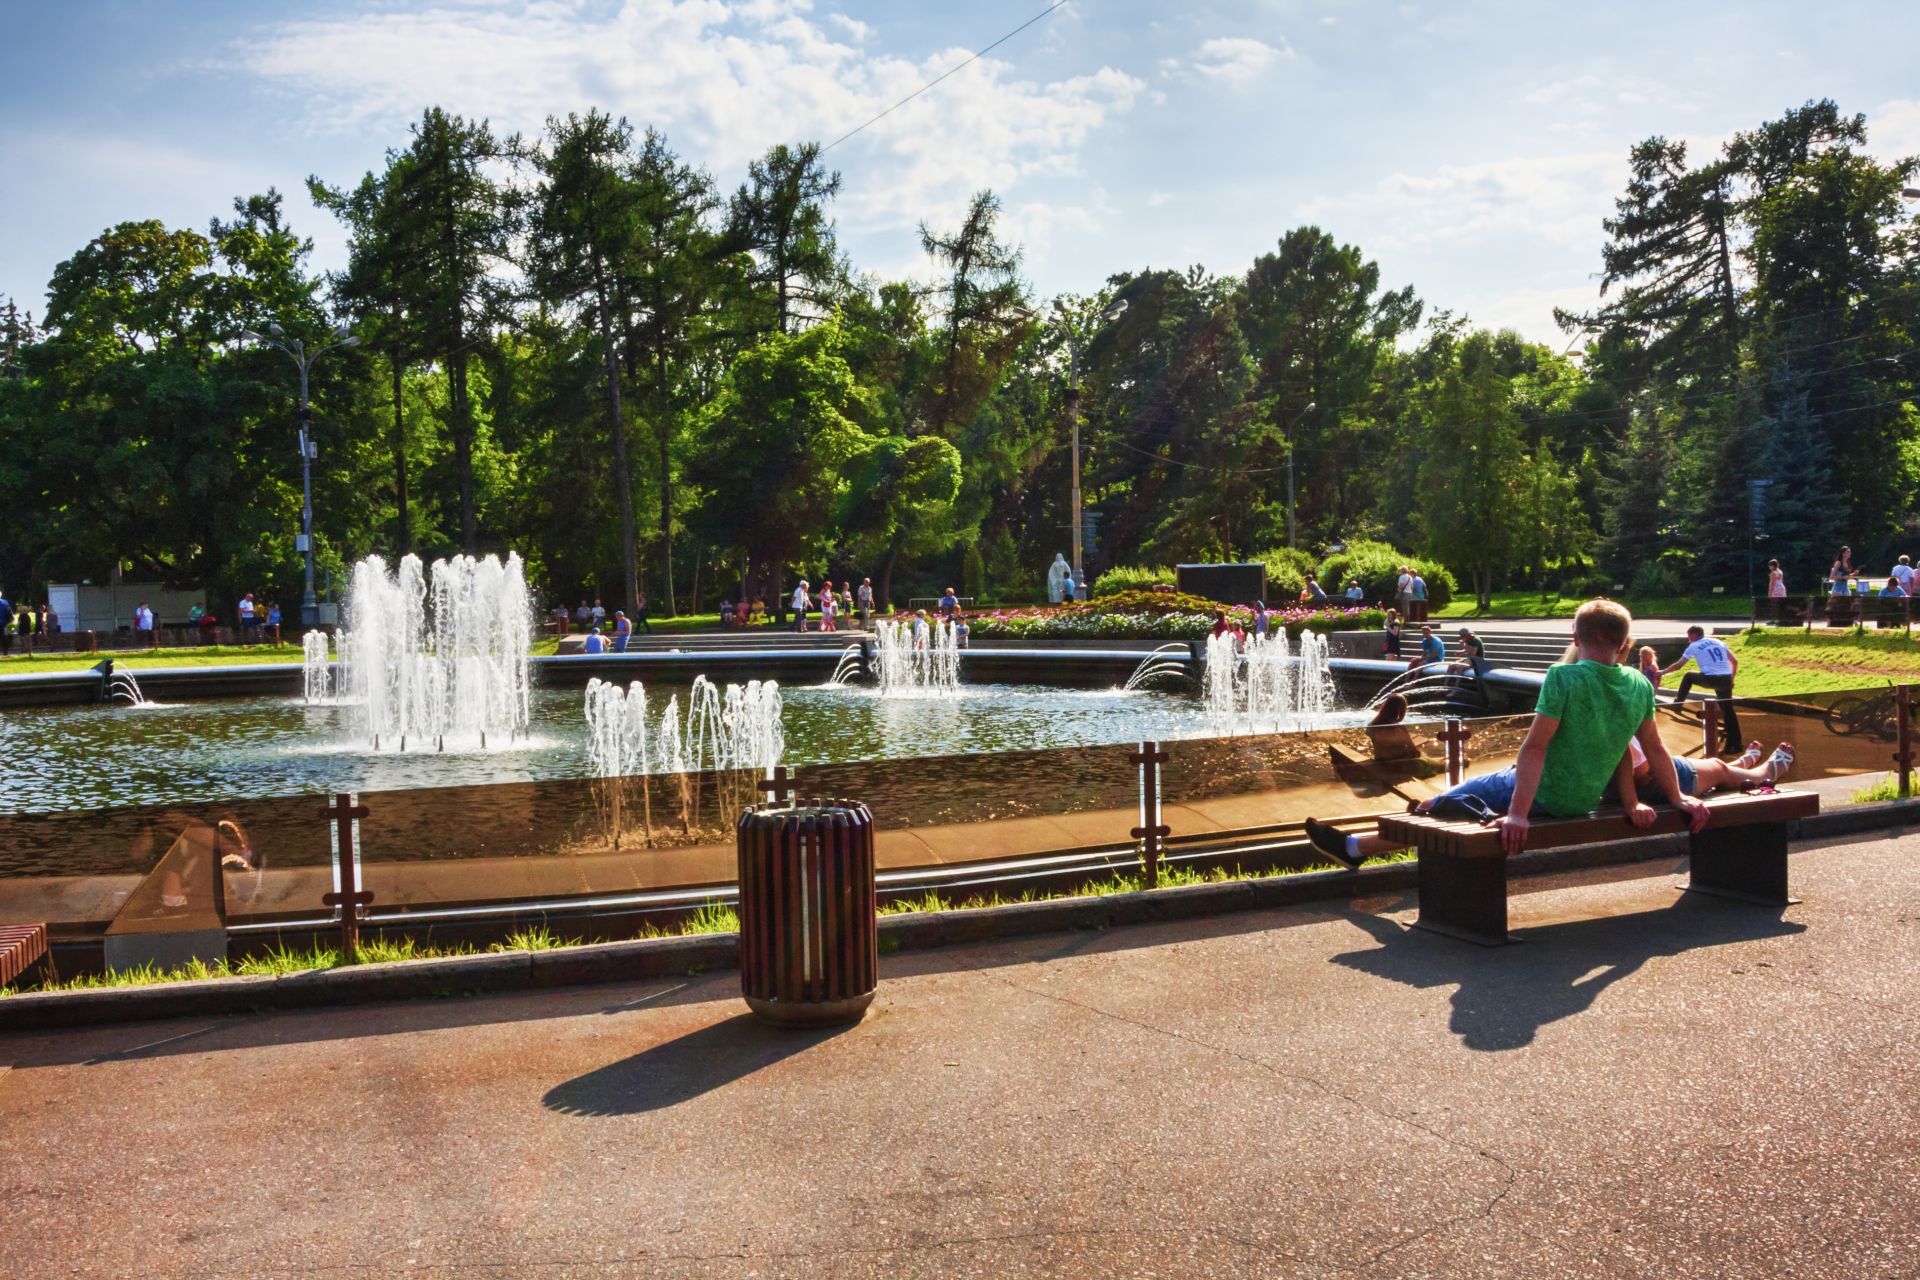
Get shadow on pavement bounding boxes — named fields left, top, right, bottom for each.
left=542, top=1013, right=856, bottom=1115
left=1330, top=893, right=1806, bottom=1052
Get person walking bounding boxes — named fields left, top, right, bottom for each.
left=856, top=578, right=874, bottom=627
left=1394, top=566, right=1414, bottom=621
left=1409, top=570, right=1429, bottom=622
left=611, top=610, right=632, bottom=653
left=1891, top=555, right=1913, bottom=595
left=1659, top=625, right=1742, bottom=755
left=791, top=579, right=811, bottom=633
left=819, top=583, right=837, bottom=632
left=633, top=589, right=651, bottom=634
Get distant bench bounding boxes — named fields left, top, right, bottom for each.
left=0, top=923, right=57, bottom=990
left=1376, top=789, right=1819, bottom=945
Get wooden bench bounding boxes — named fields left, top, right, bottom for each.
left=0, top=923, right=57, bottom=990
left=1376, top=789, right=1819, bottom=945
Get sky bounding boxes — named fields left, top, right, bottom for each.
left=3, top=0, right=1917, bottom=346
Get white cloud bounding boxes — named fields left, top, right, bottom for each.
left=1302, top=151, right=1623, bottom=255
left=1189, top=36, right=1291, bottom=84
left=1869, top=98, right=1920, bottom=165
left=230, top=0, right=1141, bottom=238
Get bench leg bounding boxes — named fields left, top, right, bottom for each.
left=1414, top=849, right=1515, bottom=946
left=1685, top=822, right=1798, bottom=907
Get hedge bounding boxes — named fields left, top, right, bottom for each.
left=1317, top=540, right=1456, bottom=612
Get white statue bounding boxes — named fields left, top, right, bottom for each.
left=1047, top=553, right=1071, bottom=603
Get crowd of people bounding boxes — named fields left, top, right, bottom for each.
left=0, top=589, right=57, bottom=656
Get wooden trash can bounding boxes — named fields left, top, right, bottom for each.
left=736, top=799, right=878, bottom=1027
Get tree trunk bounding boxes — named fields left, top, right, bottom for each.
left=597, top=274, right=640, bottom=613
left=654, top=336, right=677, bottom=616
left=449, top=352, right=477, bottom=552
left=878, top=538, right=901, bottom=613
left=390, top=342, right=411, bottom=554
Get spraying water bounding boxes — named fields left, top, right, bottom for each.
left=582, top=675, right=784, bottom=777
left=103, top=667, right=155, bottom=707
left=301, top=630, right=332, bottom=704
left=1202, top=630, right=1336, bottom=733
left=871, top=616, right=961, bottom=697
left=1122, top=643, right=1195, bottom=691
left=340, top=552, right=533, bottom=751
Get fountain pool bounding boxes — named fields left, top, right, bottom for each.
left=0, top=679, right=1358, bottom=822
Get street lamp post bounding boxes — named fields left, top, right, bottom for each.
left=1056, top=296, right=1128, bottom=589
left=242, top=321, right=359, bottom=626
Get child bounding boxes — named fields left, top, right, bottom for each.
left=1637, top=646, right=1662, bottom=690
left=1307, top=599, right=1708, bottom=866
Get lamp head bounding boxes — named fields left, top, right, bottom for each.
left=267, top=322, right=284, bottom=338
left=239, top=329, right=259, bottom=343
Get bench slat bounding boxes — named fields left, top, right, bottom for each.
left=1378, top=790, right=1819, bottom=860
left=0, top=922, right=50, bottom=988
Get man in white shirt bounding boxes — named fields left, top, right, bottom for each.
left=1659, top=625, right=1742, bottom=754
left=1891, top=555, right=1913, bottom=593
left=1394, top=566, right=1414, bottom=620
left=791, top=580, right=811, bottom=632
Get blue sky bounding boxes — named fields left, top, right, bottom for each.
left=3, top=0, right=1917, bottom=344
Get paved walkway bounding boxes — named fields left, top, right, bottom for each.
left=4, top=834, right=1916, bottom=1278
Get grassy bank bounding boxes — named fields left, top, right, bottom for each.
left=1436, top=591, right=1750, bottom=619
left=0, top=636, right=567, bottom=675
left=1722, top=628, right=1920, bottom=697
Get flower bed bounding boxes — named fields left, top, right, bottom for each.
left=967, top=592, right=1383, bottom=641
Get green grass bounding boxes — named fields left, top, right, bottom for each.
left=491, top=925, right=564, bottom=952
left=1436, top=591, right=1751, bottom=619
left=1849, top=774, right=1914, bottom=803
left=1722, top=628, right=1920, bottom=697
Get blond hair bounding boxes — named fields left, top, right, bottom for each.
left=1573, top=598, right=1633, bottom=652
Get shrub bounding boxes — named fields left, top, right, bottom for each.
left=1562, top=574, right=1617, bottom=599
left=1092, top=564, right=1176, bottom=596
left=1253, top=547, right=1317, bottom=603
left=1629, top=560, right=1685, bottom=598
left=1317, top=540, right=1456, bottom=611
left=969, top=599, right=1384, bottom=641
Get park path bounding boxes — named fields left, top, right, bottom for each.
left=3, top=832, right=1915, bottom=1278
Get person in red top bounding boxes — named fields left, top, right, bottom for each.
left=1209, top=610, right=1229, bottom=639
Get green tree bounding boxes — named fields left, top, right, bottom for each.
left=726, top=142, right=843, bottom=336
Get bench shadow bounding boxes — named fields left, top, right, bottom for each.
left=1330, top=893, right=1807, bottom=1053
left=542, top=1013, right=855, bottom=1116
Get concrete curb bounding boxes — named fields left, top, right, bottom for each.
left=9, top=801, right=1915, bottom=1031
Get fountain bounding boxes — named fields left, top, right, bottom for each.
left=1202, top=630, right=1336, bottom=733
left=583, top=674, right=784, bottom=777
left=301, top=630, right=332, bottom=704
left=103, top=666, right=155, bottom=707
left=339, top=552, right=532, bottom=751
left=827, top=644, right=864, bottom=687
left=871, top=617, right=960, bottom=697
left=1122, top=643, right=1195, bottom=691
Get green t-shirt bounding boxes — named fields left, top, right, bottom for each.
left=1532, top=660, right=1654, bottom=817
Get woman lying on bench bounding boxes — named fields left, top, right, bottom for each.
left=1623, top=737, right=1794, bottom=799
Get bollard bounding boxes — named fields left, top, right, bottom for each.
left=1897, top=685, right=1914, bottom=800
left=736, top=789, right=877, bottom=1027
left=1703, top=700, right=1720, bottom=758
left=319, top=793, right=374, bottom=962
left=1439, top=718, right=1471, bottom=786
left=1130, top=741, right=1169, bottom=889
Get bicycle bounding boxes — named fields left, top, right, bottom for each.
left=1821, top=685, right=1917, bottom=740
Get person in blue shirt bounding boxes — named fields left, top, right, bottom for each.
left=582, top=627, right=606, bottom=655
left=1412, top=623, right=1444, bottom=668
left=1879, top=579, right=1908, bottom=598
left=612, top=610, right=632, bottom=652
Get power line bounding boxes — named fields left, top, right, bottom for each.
left=821, top=2, right=1069, bottom=154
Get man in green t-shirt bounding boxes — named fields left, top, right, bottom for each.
left=1309, top=599, right=1709, bottom=866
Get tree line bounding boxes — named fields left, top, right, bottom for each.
left=0, top=98, right=1913, bottom=615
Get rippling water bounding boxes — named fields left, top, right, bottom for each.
left=0, top=681, right=1265, bottom=815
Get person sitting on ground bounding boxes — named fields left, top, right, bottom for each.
left=1307, top=600, right=1708, bottom=868
left=582, top=626, right=606, bottom=655
left=1382, top=609, right=1402, bottom=658
left=1412, top=623, right=1444, bottom=669
left=1366, top=692, right=1420, bottom=762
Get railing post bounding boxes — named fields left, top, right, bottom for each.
left=1702, top=699, right=1720, bottom=758
left=320, top=792, right=373, bottom=962
left=1130, top=741, right=1169, bottom=889
left=1896, top=686, right=1913, bottom=800
left=1440, top=717, right=1471, bottom=786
